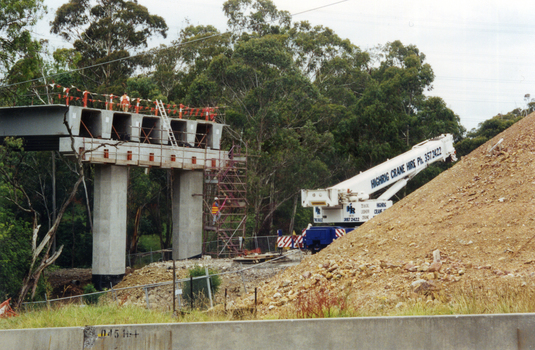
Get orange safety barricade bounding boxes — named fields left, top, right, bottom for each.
left=109, top=94, right=114, bottom=111
left=83, top=91, right=89, bottom=107
left=244, top=248, right=261, bottom=255
left=0, top=298, right=18, bottom=318
left=64, top=88, right=70, bottom=106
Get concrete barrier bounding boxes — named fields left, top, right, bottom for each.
left=0, top=326, right=84, bottom=350
left=2, top=313, right=535, bottom=349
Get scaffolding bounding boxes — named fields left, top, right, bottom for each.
left=202, top=144, right=248, bottom=257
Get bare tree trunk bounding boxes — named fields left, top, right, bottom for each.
left=130, top=205, right=145, bottom=254
left=52, top=151, right=56, bottom=254
left=71, top=203, right=75, bottom=268
left=13, top=111, right=99, bottom=308
left=82, top=173, right=93, bottom=234
left=288, top=193, right=298, bottom=236
left=15, top=175, right=84, bottom=308
left=269, top=180, right=274, bottom=235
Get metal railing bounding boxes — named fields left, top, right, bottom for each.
left=21, top=83, right=223, bottom=120
left=126, top=249, right=172, bottom=268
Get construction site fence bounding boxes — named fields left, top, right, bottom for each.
left=126, top=249, right=173, bottom=269
left=20, top=250, right=303, bottom=312
left=203, top=235, right=280, bottom=258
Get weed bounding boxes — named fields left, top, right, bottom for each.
left=294, top=285, right=351, bottom=318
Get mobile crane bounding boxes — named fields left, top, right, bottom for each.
left=300, top=134, right=457, bottom=252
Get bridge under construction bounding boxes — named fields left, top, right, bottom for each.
left=0, top=103, right=247, bottom=289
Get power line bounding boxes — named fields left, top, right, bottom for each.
left=0, top=31, right=230, bottom=89
left=291, top=0, right=351, bottom=17
left=3, top=0, right=534, bottom=126
left=0, top=0, right=352, bottom=90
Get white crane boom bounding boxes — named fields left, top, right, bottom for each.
left=301, top=134, right=456, bottom=224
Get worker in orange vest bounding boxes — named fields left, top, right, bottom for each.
left=212, top=197, right=221, bottom=225
left=120, top=92, right=130, bottom=112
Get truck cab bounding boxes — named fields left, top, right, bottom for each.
left=304, top=226, right=347, bottom=254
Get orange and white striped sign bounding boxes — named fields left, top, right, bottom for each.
left=277, top=236, right=303, bottom=248
left=335, top=228, right=346, bottom=238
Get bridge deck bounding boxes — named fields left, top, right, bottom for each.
left=0, top=105, right=228, bottom=169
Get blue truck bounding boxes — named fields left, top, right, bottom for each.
left=303, top=226, right=349, bottom=254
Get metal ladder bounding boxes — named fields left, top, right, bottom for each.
left=156, top=100, right=178, bottom=150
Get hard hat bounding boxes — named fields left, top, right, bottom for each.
left=214, top=197, right=218, bottom=200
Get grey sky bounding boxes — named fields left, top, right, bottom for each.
left=36, top=0, right=535, bottom=131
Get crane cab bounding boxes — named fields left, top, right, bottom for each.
left=313, top=200, right=392, bottom=225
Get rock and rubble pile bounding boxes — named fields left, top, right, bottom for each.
left=236, top=113, right=535, bottom=316
left=107, top=256, right=295, bottom=311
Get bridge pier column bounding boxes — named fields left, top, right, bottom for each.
left=172, top=170, right=203, bottom=260
left=92, top=164, right=128, bottom=289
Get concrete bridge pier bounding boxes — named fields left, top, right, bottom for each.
left=92, top=164, right=128, bottom=289
left=172, top=169, right=204, bottom=260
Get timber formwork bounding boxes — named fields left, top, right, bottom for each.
left=202, top=145, right=248, bottom=257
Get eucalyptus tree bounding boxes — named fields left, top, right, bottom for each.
left=0, top=0, right=46, bottom=105
left=193, top=0, right=339, bottom=234
left=0, top=0, right=44, bottom=77
left=50, top=0, right=167, bottom=92
left=170, top=24, right=231, bottom=104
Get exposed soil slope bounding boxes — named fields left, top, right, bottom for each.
left=240, top=113, right=535, bottom=316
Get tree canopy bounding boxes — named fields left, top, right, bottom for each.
left=0, top=0, right=44, bottom=76
left=50, top=0, right=167, bottom=92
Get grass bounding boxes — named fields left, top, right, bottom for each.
left=0, top=302, right=246, bottom=330
left=4, top=282, right=535, bottom=329
left=280, top=281, right=535, bottom=319
left=388, top=282, right=535, bottom=317
left=0, top=304, right=175, bottom=329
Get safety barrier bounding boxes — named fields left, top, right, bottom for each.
left=24, top=83, right=222, bottom=120
left=277, top=235, right=303, bottom=248
left=126, top=249, right=172, bottom=269
left=6, top=307, right=535, bottom=349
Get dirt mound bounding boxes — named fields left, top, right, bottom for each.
left=240, top=113, right=535, bottom=316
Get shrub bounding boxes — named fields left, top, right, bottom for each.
left=82, top=284, right=100, bottom=305
left=183, top=265, right=221, bottom=309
